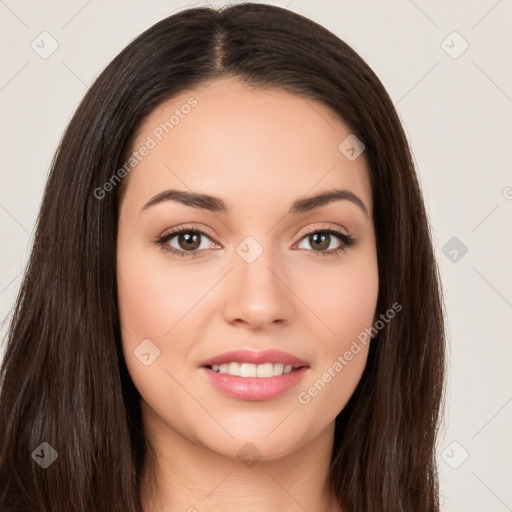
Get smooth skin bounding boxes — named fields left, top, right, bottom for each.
left=117, top=77, right=379, bottom=512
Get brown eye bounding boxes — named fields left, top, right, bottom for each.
left=176, top=232, right=201, bottom=251
left=308, top=232, right=331, bottom=251
left=156, top=227, right=220, bottom=259
left=295, top=228, right=356, bottom=256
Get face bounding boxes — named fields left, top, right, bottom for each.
left=117, top=77, right=379, bottom=461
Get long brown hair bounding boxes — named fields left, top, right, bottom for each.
left=0, top=3, right=445, bottom=511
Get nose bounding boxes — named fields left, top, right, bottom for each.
left=221, top=246, right=295, bottom=331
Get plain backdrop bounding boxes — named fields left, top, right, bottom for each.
left=1, top=1, right=511, bottom=510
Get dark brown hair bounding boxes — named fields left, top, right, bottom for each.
left=0, top=3, right=445, bottom=511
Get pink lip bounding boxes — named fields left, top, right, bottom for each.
left=200, top=349, right=309, bottom=367
left=199, top=349, right=310, bottom=401
left=200, top=366, right=310, bottom=401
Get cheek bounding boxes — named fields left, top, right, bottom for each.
left=117, top=241, right=199, bottom=340
left=116, top=240, right=197, bottom=397
left=308, top=252, right=379, bottom=354
left=295, top=253, right=378, bottom=412
left=334, top=279, right=378, bottom=349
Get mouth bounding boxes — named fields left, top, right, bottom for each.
left=199, top=349, right=310, bottom=401
left=204, top=362, right=307, bottom=378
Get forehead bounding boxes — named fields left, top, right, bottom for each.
left=124, top=77, right=372, bottom=216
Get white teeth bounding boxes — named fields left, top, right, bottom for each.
left=273, top=363, right=284, bottom=375
left=228, top=362, right=240, bottom=375
left=209, top=362, right=298, bottom=377
left=256, top=363, right=273, bottom=377
left=240, top=363, right=256, bottom=377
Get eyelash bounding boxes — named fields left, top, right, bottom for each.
left=154, top=224, right=356, bottom=259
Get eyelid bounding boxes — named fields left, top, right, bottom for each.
left=295, top=222, right=350, bottom=239
left=159, top=223, right=220, bottom=244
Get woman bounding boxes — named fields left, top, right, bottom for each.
left=0, top=3, right=445, bottom=511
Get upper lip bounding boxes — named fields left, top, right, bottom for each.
left=200, top=349, right=309, bottom=368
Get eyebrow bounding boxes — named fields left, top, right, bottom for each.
left=142, top=188, right=368, bottom=216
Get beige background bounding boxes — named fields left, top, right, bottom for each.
left=1, top=1, right=511, bottom=510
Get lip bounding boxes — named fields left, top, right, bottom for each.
left=200, top=349, right=309, bottom=367
left=200, top=365, right=310, bottom=401
left=199, top=349, right=310, bottom=401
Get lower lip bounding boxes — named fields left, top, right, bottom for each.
left=200, top=366, right=309, bottom=401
